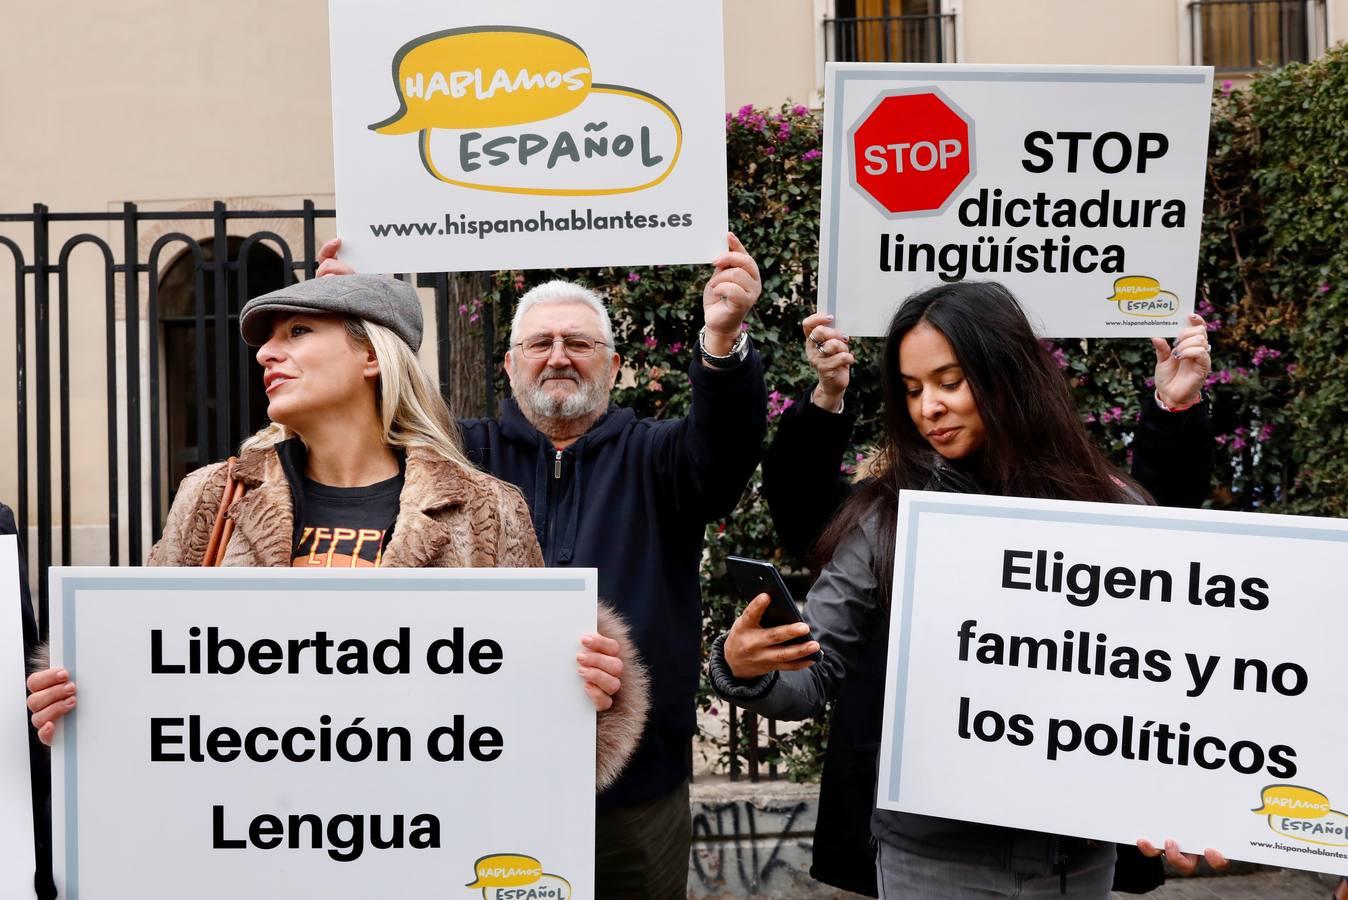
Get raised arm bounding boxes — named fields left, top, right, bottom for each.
left=1132, top=313, right=1214, bottom=508
left=656, top=234, right=768, bottom=521
left=763, top=313, right=858, bottom=560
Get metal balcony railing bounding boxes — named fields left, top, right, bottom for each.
left=1189, top=0, right=1327, bottom=71
left=823, top=13, right=957, bottom=64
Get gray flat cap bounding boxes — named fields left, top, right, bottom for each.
left=240, top=274, right=423, bottom=351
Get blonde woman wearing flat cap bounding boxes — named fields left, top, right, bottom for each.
left=27, top=274, right=648, bottom=791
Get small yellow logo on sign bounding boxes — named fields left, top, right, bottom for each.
left=370, top=26, right=682, bottom=197
left=466, top=853, right=572, bottom=899
left=371, top=29, right=593, bottom=134
left=1252, top=785, right=1348, bottom=847
left=1252, top=785, right=1332, bottom=819
left=1105, top=275, right=1179, bottom=318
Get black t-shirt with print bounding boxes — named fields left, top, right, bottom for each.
left=276, top=438, right=404, bottom=568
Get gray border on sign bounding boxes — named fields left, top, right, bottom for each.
left=59, top=573, right=587, bottom=898
left=822, top=67, right=1211, bottom=320
left=884, top=498, right=1348, bottom=805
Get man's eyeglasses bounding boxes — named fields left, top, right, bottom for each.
left=516, top=336, right=608, bottom=359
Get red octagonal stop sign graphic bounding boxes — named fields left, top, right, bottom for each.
left=849, top=89, right=974, bottom=216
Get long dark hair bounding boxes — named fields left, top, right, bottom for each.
left=816, top=281, right=1147, bottom=600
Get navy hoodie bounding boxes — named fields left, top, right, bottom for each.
left=459, top=349, right=766, bottom=809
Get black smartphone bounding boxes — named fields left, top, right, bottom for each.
left=724, top=555, right=822, bottom=663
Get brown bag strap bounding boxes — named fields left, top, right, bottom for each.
left=201, top=457, right=246, bottom=567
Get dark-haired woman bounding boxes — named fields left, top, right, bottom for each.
left=710, top=282, right=1225, bottom=898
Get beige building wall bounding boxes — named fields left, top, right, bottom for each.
left=724, top=0, right=819, bottom=108
left=960, top=0, right=1183, bottom=65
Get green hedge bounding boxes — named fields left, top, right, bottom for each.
left=464, top=47, right=1348, bottom=780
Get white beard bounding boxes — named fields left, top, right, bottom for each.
left=511, top=364, right=610, bottom=421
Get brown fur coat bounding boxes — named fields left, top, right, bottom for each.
left=142, top=442, right=648, bottom=790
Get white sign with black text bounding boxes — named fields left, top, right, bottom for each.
left=878, top=492, right=1348, bottom=876
left=819, top=64, right=1214, bottom=337
left=329, top=0, right=729, bottom=274
left=51, top=567, right=597, bottom=899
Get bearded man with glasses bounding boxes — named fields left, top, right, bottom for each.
left=315, top=233, right=767, bottom=898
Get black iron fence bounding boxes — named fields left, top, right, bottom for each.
left=1189, top=0, right=1327, bottom=71
left=0, top=202, right=496, bottom=633
left=824, top=13, right=957, bottom=63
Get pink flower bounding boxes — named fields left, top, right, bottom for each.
left=468, top=313, right=480, bottom=324
left=792, top=104, right=809, bottom=116
left=764, top=145, right=777, bottom=156
left=1220, top=79, right=1233, bottom=94
left=766, top=390, right=796, bottom=421
left=736, top=103, right=755, bottom=120
left=644, top=335, right=658, bottom=349
left=1259, top=423, right=1275, bottom=441
left=458, top=304, right=469, bottom=314
left=669, top=342, right=683, bottom=354
left=1251, top=346, right=1282, bottom=366
left=801, top=148, right=822, bottom=162
left=1319, top=282, right=1332, bottom=293
left=1039, top=339, right=1068, bottom=370
left=627, top=272, right=641, bottom=284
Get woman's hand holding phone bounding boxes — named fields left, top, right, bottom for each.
left=724, top=594, right=821, bottom=679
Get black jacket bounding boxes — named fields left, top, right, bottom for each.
left=752, top=392, right=1213, bottom=895
left=4, top=503, right=55, bottom=900
left=458, top=350, right=766, bottom=810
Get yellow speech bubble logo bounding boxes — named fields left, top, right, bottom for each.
left=1252, top=785, right=1332, bottom=819
left=371, top=27, right=593, bottom=135
left=1106, top=276, right=1161, bottom=303
left=465, top=853, right=544, bottom=889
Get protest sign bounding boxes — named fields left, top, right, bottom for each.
left=2, top=535, right=38, bottom=898
left=329, top=0, right=729, bottom=274
left=819, top=64, right=1214, bottom=337
left=876, top=492, right=1348, bottom=875
left=50, top=567, right=597, bottom=899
